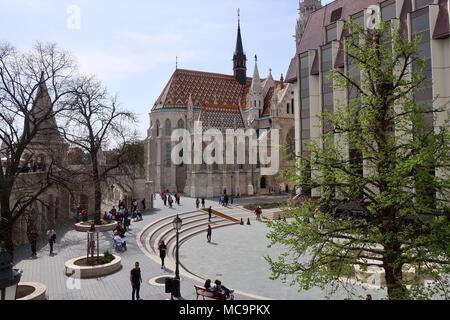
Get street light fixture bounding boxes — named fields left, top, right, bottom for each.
left=0, top=242, right=22, bottom=300
left=171, top=215, right=182, bottom=298
left=172, top=215, right=182, bottom=279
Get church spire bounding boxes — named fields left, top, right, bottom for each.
left=233, top=8, right=247, bottom=85
left=30, top=72, right=57, bottom=135
left=251, top=55, right=261, bottom=91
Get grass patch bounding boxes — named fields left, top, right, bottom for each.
left=243, top=202, right=284, bottom=211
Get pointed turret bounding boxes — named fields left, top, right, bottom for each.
left=249, top=55, right=263, bottom=121
left=233, top=9, right=247, bottom=85
left=27, top=72, right=68, bottom=168
left=30, top=72, right=60, bottom=140
left=251, top=55, right=262, bottom=94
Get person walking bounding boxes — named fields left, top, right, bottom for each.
left=28, top=229, right=38, bottom=257
left=255, top=206, right=262, bottom=221
left=208, top=206, right=212, bottom=222
left=196, top=198, right=200, bottom=209
left=163, top=193, right=167, bottom=206
left=130, top=262, right=142, bottom=300
left=46, top=228, right=56, bottom=255
left=168, top=195, right=173, bottom=208
left=158, top=240, right=167, bottom=269
left=207, top=224, right=212, bottom=243
left=141, top=198, right=146, bottom=210
left=201, top=197, right=205, bottom=208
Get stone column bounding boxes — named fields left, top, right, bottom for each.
left=145, top=181, right=154, bottom=209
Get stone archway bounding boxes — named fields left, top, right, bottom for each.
left=260, top=176, right=267, bottom=189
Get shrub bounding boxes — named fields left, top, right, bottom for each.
left=100, top=251, right=115, bottom=264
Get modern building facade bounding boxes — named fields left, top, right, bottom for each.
left=286, top=0, right=450, bottom=196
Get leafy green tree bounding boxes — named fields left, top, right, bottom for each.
left=267, top=21, right=450, bottom=300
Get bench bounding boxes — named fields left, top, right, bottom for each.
left=194, top=285, right=234, bottom=300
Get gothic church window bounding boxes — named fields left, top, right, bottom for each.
left=165, top=119, right=172, bottom=136
left=165, top=143, right=171, bottom=167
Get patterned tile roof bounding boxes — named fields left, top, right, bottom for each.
left=152, top=69, right=251, bottom=111
left=200, top=106, right=245, bottom=130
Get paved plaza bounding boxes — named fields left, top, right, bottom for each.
left=13, top=194, right=386, bottom=300
left=13, top=197, right=219, bottom=300
left=181, top=221, right=387, bottom=300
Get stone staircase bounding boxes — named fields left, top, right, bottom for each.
left=138, top=206, right=253, bottom=282
left=138, top=207, right=252, bottom=273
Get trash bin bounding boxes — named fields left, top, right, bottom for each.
left=165, top=277, right=180, bottom=297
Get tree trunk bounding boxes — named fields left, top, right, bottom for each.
left=384, top=261, right=409, bottom=299
left=383, top=234, right=409, bottom=299
left=0, top=196, right=14, bottom=257
left=91, top=153, right=102, bottom=225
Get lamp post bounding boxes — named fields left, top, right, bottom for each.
left=0, top=242, right=22, bottom=300
left=172, top=215, right=182, bottom=298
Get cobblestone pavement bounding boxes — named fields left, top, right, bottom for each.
left=13, top=194, right=387, bottom=300
left=13, top=196, right=218, bottom=300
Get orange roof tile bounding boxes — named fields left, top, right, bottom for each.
left=152, top=69, right=251, bottom=111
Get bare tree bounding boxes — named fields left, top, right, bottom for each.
left=60, top=76, right=137, bottom=224
left=0, top=42, right=76, bottom=254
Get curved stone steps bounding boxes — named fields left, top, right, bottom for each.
left=136, top=209, right=270, bottom=300
left=146, top=216, right=226, bottom=256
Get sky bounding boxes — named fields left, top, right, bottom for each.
left=0, top=0, right=333, bottom=139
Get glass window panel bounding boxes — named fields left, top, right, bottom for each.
left=326, top=24, right=337, bottom=43
left=302, top=130, right=311, bottom=140
left=323, top=92, right=333, bottom=106
left=302, top=119, right=310, bottom=130
left=351, top=12, right=365, bottom=27
left=165, top=143, right=171, bottom=167
left=415, top=0, right=433, bottom=10
left=381, top=2, right=396, bottom=21
left=411, top=8, right=430, bottom=33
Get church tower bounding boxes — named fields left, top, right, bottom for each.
left=296, top=0, right=322, bottom=48
left=233, top=9, right=247, bottom=85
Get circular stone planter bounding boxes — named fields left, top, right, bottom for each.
left=16, top=282, right=47, bottom=300
left=74, top=221, right=118, bottom=232
left=65, top=254, right=122, bottom=278
left=149, top=275, right=175, bottom=287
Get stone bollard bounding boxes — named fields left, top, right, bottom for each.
left=240, top=218, right=244, bottom=225
left=247, top=218, right=251, bottom=225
